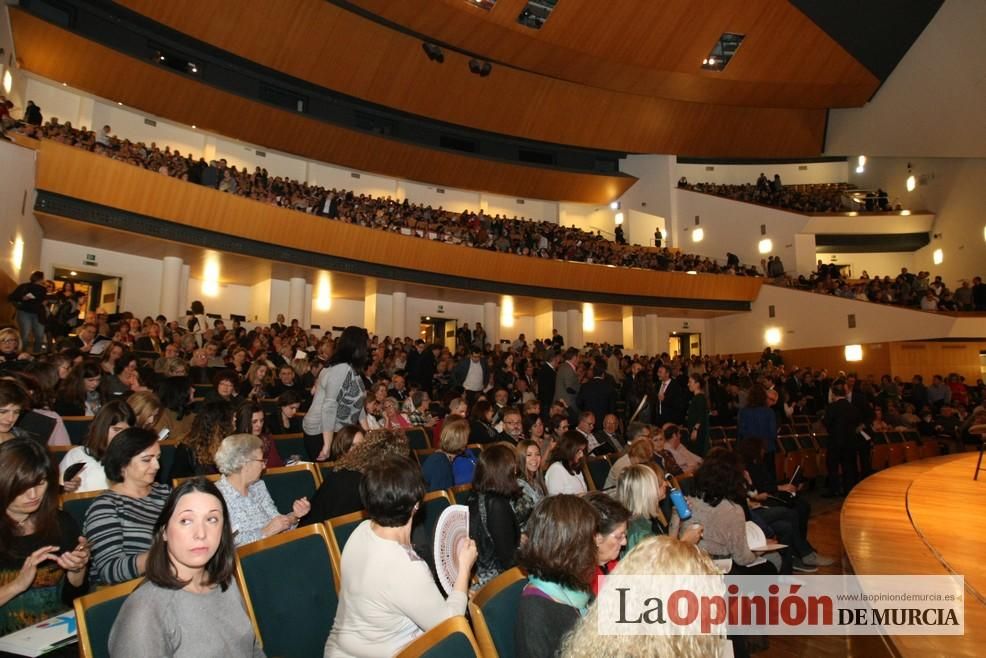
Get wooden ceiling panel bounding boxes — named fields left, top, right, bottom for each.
left=118, top=0, right=877, bottom=109
left=10, top=9, right=633, bottom=203
left=110, top=0, right=830, bottom=155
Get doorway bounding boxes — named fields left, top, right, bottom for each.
left=419, top=316, right=457, bottom=351
left=669, top=332, right=702, bottom=359
left=53, top=268, right=122, bottom=315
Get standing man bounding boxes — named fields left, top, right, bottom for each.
left=537, top=349, right=561, bottom=421
left=577, top=363, right=616, bottom=431
left=554, top=347, right=581, bottom=422
left=451, top=346, right=487, bottom=406
left=8, top=270, right=48, bottom=353
left=823, top=382, right=861, bottom=497
left=653, top=364, right=685, bottom=426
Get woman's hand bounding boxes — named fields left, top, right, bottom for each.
left=11, top=545, right=60, bottom=594
left=291, top=498, right=311, bottom=520
left=62, top=476, right=82, bottom=494
left=56, top=537, right=90, bottom=586
left=262, top=516, right=293, bottom=539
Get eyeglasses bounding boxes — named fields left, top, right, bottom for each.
left=0, top=338, right=17, bottom=344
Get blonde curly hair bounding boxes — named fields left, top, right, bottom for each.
left=559, top=536, right=727, bottom=658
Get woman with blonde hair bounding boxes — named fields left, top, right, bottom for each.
left=558, top=536, right=728, bottom=658
left=0, top=327, right=23, bottom=362
left=420, top=417, right=475, bottom=491
left=239, top=361, right=272, bottom=400
left=604, top=434, right=654, bottom=490
left=126, top=391, right=163, bottom=430
left=303, top=428, right=409, bottom=523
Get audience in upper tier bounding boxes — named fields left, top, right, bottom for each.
left=787, top=264, right=986, bottom=312
left=0, top=285, right=983, bottom=655
left=679, top=175, right=891, bottom=214
left=18, top=118, right=763, bottom=277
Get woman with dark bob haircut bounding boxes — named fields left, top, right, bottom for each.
left=84, top=428, right=170, bottom=585
left=515, top=495, right=599, bottom=658
left=468, top=444, right=522, bottom=588
left=0, top=439, right=90, bottom=634
left=302, top=326, right=369, bottom=462
left=324, top=454, right=477, bottom=656
left=59, top=399, right=135, bottom=493
left=109, top=478, right=263, bottom=656
left=544, top=430, right=588, bottom=495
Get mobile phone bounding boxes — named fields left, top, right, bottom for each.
left=63, top=462, right=87, bottom=481
left=158, top=428, right=170, bottom=441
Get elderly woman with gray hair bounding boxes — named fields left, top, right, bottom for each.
left=214, top=434, right=311, bottom=546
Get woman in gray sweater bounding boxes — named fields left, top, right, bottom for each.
left=109, top=478, right=264, bottom=657
left=302, top=326, right=368, bottom=461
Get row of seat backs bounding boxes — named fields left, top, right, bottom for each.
left=76, top=510, right=522, bottom=658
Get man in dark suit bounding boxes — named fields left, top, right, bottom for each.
left=495, top=407, right=524, bottom=446
left=846, top=373, right=873, bottom=477
left=537, top=350, right=562, bottom=420
left=653, top=364, right=686, bottom=426
left=388, top=372, right=409, bottom=403
left=270, top=313, right=288, bottom=335
left=134, top=322, right=165, bottom=354
left=413, top=344, right=439, bottom=395
left=577, top=363, right=616, bottom=431
left=554, top=347, right=581, bottom=422
left=823, top=381, right=861, bottom=497
left=593, top=413, right=625, bottom=456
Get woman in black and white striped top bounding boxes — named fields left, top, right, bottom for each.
left=84, top=428, right=170, bottom=586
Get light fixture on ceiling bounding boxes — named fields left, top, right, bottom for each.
left=610, top=201, right=620, bottom=210
left=422, top=43, right=445, bottom=63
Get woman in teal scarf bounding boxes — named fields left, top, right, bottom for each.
left=515, top=495, right=598, bottom=657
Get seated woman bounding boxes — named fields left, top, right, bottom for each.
left=514, top=439, right=546, bottom=530
left=171, top=400, right=234, bottom=479
left=105, top=352, right=140, bottom=397
left=583, top=492, right=630, bottom=594
left=736, top=437, right=833, bottom=572
left=669, top=448, right=778, bottom=576
left=522, top=413, right=545, bottom=447
left=544, top=431, right=588, bottom=496
left=468, top=444, right=522, bottom=588
left=239, top=362, right=271, bottom=400
left=108, top=479, right=264, bottom=656
left=19, top=361, right=72, bottom=446
left=60, top=399, right=134, bottom=493
left=0, top=380, right=35, bottom=445
left=234, top=400, right=282, bottom=468
left=604, top=435, right=654, bottom=490
left=420, top=418, right=475, bottom=491
left=54, top=361, right=106, bottom=417
left=468, top=400, right=497, bottom=445
left=324, top=454, right=478, bottom=656
left=381, top=397, right=411, bottom=429
left=515, top=495, right=598, bottom=658
left=265, top=389, right=304, bottom=435
left=0, top=439, right=91, bottom=634
left=154, top=376, right=196, bottom=441
left=126, top=390, right=163, bottom=430
left=327, top=424, right=363, bottom=462
left=559, top=536, right=728, bottom=658
left=303, top=429, right=408, bottom=524
left=84, top=427, right=170, bottom=585
left=214, top=434, right=310, bottom=547
left=206, top=370, right=240, bottom=404
left=615, top=464, right=702, bottom=552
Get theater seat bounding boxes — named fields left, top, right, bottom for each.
left=261, top=463, right=321, bottom=512
left=271, top=433, right=307, bottom=463
left=395, top=616, right=481, bottom=658
left=582, top=456, right=611, bottom=491
left=405, top=426, right=431, bottom=451
left=468, top=567, right=526, bottom=658
left=326, top=510, right=369, bottom=565
left=62, top=416, right=94, bottom=446
left=61, top=489, right=108, bottom=531
left=236, top=524, right=339, bottom=658
left=74, top=577, right=142, bottom=658
left=448, top=483, right=473, bottom=505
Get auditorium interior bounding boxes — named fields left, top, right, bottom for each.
left=0, top=0, right=984, bottom=656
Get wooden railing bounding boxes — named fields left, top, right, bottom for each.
left=34, top=140, right=761, bottom=305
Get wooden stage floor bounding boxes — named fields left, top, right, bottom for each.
left=840, top=452, right=986, bottom=657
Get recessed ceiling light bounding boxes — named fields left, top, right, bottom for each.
left=69, top=271, right=77, bottom=276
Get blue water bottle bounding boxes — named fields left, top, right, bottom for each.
left=665, top=473, right=692, bottom=521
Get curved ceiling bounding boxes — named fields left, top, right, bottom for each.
left=340, top=0, right=880, bottom=108
left=111, top=0, right=830, bottom=157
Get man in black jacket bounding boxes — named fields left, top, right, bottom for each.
left=823, top=381, right=861, bottom=497
left=537, top=350, right=561, bottom=421
left=653, top=364, right=686, bottom=426
left=8, top=271, right=48, bottom=353
left=577, top=363, right=616, bottom=431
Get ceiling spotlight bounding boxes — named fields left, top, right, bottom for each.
left=468, top=59, right=492, bottom=76
left=609, top=201, right=620, bottom=210
left=422, top=42, right=445, bottom=63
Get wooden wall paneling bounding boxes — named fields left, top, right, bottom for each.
left=34, top=140, right=761, bottom=305
left=8, top=10, right=634, bottom=204
left=733, top=342, right=892, bottom=381
left=81, top=4, right=828, bottom=156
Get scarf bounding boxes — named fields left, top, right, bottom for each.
left=528, top=576, right=590, bottom=617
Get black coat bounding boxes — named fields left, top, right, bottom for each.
left=536, top=363, right=557, bottom=415
left=576, top=377, right=617, bottom=426
left=654, top=378, right=687, bottom=425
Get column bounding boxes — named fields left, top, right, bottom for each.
left=645, top=314, right=660, bottom=356
left=393, top=292, right=407, bottom=339
left=566, top=308, right=583, bottom=349
left=202, top=136, right=218, bottom=163
left=483, top=302, right=498, bottom=347
left=178, top=264, right=190, bottom=318
left=159, top=256, right=183, bottom=322
left=288, top=277, right=306, bottom=325
left=303, top=283, right=314, bottom=329
left=77, top=97, right=95, bottom=132
left=621, top=306, right=636, bottom=350
left=363, top=293, right=378, bottom=336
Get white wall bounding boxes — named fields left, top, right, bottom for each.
left=186, top=278, right=253, bottom=320
left=400, top=182, right=480, bottom=214
left=617, top=154, right=677, bottom=246
left=815, top=252, right=916, bottom=280
left=675, top=161, right=849, bottom=186
left=558, top=203, right=616, bottom=239
left=91, top=102, right=205, bottom=159
left=40, top=239, right=164, bottom=319
left=310, top=297, right=364, bottom=332
left=848, top=156, right=986, bottom=285
left=710, top=284, right=963, bottom=355
left=625, top=209, right=665, bottom=248
left=0, top=141, right=44, bottom=284
left=826, top=0, right=986, bottom=158
left=481, top=193, right=558, bottom=224
left=673, top=189, right=807, bottom=272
